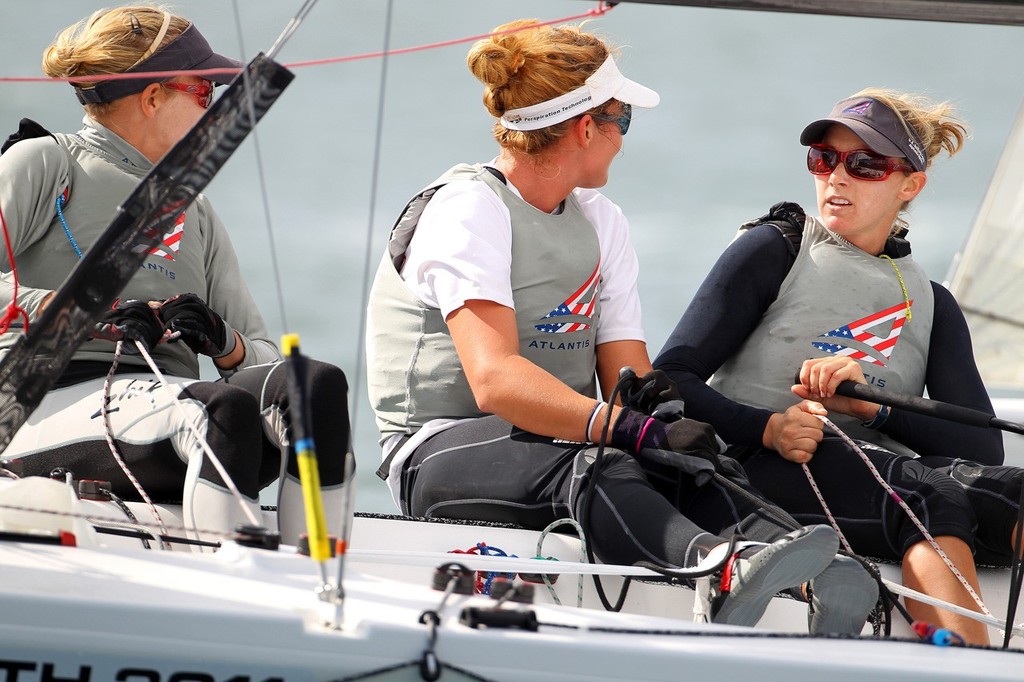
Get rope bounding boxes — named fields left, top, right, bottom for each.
left=812, top=415, right=991, bottom=617
left=100, top=341, right=169, bottom=540
left=448, top=542, right=517, bottom=595
left=879, top=254, right=912, bottom=321
left=0, top=498, right=234, bottom=543
left=134, top=340, right=261, bottom=528
left=0, top=4, right=617, bottom=86
left=883, top=577, right=1024, bottom=636
left=55, top=196, right=83, bottom=258
left=536, top=517, right=587, bottom=607
left=0, top=200, right=30, bottom=335
left=102, top=486, right=151, bottom=549
left=801, top=462, right=855, bottom=554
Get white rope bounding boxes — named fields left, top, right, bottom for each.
left=537, top=517, right=587, bottom=607
left=882, top=578, right=1023, bottom=639
left=813, top=415, right=992, bottom=617
left=101, top=341, right=169, bottom=543
left=134, top=340, right=260, bottom=528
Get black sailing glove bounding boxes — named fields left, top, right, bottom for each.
left=620, top=369, right=683, bottom=416
left=610, top=407, right=722, bottom=484
left=91, top=300, right=165, bottom=352
left=763, top=201, right=806, bottom=231
left=738, top=201, right=807, bottom=257
left=740, top=201, right=806, bottom=232
left=160, top=293, right=234, bottom=358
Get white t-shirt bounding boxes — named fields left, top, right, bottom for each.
left=384, top=169, right=646, bottom=507
left=401, top=173, right=644, bottom=343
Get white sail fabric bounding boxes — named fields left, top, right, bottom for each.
left=949, top=101, right=1024, bottom=390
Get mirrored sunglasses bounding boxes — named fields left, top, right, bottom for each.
left=807, top=144, right=914, bottom=181
left=594, top=103, right=632, bottom=136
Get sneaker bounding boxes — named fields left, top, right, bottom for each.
left=808, top=554, right=878, bottom=635
left=711, top=525, right=838, bottom=627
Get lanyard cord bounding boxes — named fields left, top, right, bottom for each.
left=879, top=254, right=912, bottom=321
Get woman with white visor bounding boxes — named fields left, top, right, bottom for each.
left=366, top=19, right=875, bottom=632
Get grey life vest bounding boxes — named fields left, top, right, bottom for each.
left=710, top=216, right=933, bottom=455
left=366, top=163, right=602, bottom=440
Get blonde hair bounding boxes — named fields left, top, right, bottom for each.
left=853, top=87, right=969, bottom=170
left=42, top=4, right=189, bottom=116
left=852, top=88, right=970, bottom=233
left=466, top=19, right=615, bottom=155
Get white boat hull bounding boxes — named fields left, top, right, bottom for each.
left=3, top=473, right=1024, bottom=682
left=3, top=537, right=1024, bottom=682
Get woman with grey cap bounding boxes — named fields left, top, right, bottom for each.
left=0, top=5, right=351, bottom=548
left=366, top=18, right=870, bottom=632
left=655, top=88, right=1022, bottom=644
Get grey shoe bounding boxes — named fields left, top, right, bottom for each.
left=808, top=554, right=878, bottom=635
left=712, top=525, right=839, bottom=627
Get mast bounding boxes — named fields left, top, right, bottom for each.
left=600, top=0, right=1024, bottom=26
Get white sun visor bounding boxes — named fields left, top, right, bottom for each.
left=499, top=55, right=659, bottom=132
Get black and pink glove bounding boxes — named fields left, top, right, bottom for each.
left=610, top=407, right=722, bottom=484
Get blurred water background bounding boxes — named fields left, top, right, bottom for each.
left=2, top=1, right=1023, bottom=513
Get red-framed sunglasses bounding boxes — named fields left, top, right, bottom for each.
left=807, top=144, right=915, bottom=182
left=161, top=79, right=215, bottom=110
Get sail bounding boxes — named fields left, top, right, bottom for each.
left=607, top=0, right=1024, bottom=26
left=948, top=102, right=1024, bottom=390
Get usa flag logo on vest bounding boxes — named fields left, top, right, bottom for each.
left=812, top=300, right=912, bottom=366
left=149, top=212, right=185, bottom=261
left=535, top=264, right=600, bottom=334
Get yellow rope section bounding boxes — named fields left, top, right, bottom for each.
left=879, top=254, right=912, bottom=320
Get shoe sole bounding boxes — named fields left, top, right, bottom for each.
left=713, top=525, right=838, bottom=628
left=810, top=556, right=879, bottom=635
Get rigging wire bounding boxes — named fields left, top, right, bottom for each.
left=230, top=0, right=301, bottom=332
left=266, top=0, right=320, bottom=61
left=350, top=0, right=396, bottom=442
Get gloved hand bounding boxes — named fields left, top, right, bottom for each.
left=738, top=201, right=807, bottom=257
left=611, top=407, right=720, bottom=455
left=610, top=407, right=722, bottom=479
left=160, top=293, right=234, bottom=358
left=91, top=300, right=165, bottom=351
left=620, top=369, right=683, bottom=416
left=762, top=201, right=806, bottom=231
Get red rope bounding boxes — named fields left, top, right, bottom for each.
left=285, top=4, right=616, bottom=70
left=0, top=4, right=617, bottom=86
left=0, top=201, right=30, bottom=335
left=0, top=2, right=617, bottom=335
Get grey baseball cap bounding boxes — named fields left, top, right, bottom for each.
left=800, top=96, right=927, bottom=171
